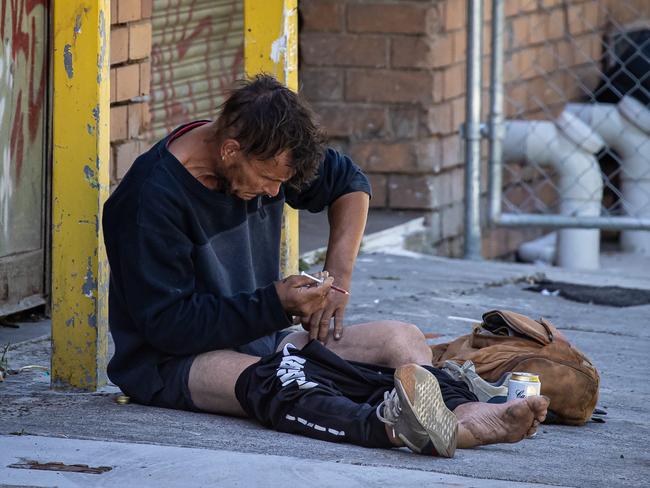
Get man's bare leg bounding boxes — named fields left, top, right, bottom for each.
left=277, top=320, right=432, bottom=367
left=454, top=396, right=550, bottom=448
left=188, top=350, right=259, bottom=416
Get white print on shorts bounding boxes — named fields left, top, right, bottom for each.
left=284, top=414, right=346, bottom=437
left=276, top=343, right=318, bottom=390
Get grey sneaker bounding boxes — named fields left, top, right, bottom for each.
left=442, top=360, right=510, bottom=404
left=377, top=364, right=458, bottom=457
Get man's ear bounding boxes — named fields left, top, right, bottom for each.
left=220, top=139, right=241, bottom=160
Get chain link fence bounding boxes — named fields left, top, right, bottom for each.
left=474, top=0, right=650, bottom=265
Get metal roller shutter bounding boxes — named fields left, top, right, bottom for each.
left=150, top=0, right=243, bottom=140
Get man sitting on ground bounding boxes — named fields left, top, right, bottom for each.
left=102, top=74, right=548, bottom=457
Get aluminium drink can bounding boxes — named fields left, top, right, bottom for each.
left=507, top=372, right=541, bottom=400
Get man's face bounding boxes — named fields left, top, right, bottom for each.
left=223, top=149, right=294, bottom=201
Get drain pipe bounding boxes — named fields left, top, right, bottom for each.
left=566, top=96, right=650, bottom=255
left=502, top=112, right=605, bottom=270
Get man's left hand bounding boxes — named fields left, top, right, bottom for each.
left=300, top=273, right=349, bottom=344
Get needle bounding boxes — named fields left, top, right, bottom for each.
left=300, top=271, right=350, bottom=295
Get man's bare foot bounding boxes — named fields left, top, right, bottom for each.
left=453, top=396, right=549, bottom=449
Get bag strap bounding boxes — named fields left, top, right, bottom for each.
left=539, top=317, right=554, bottom=342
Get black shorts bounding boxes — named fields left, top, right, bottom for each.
left=149, top=330, right=293, bottom=412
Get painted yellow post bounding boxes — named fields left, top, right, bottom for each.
left=51, top=0, right=110, bottom=390
left=244, top=0, right=299, bottom=276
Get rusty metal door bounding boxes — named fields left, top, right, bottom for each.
left=150, top=0, right=244, bottom=140
left=0, top=1, right=49, bottom=316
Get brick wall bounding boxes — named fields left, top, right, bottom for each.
left=299, top=0, right=647, bottom=258
left=109, top=0, right=152, bottom=188
left=299, top=0, right=486, bottom=258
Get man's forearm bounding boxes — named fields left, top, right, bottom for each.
left=324, top=191, right=370, bottom=288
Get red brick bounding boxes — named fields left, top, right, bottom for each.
left=568, top=4, right=591, bottom=36
left=129, top=21, right=152, bottom=60
left=350, top=141, right=417, bottom=173
left=110, top=105, right=127, bottom=142
left=452, top=29, right=466, bottom=63
left=439, top=134, right=462, bottom=170
left=535, top=45, right=556, bottom=73
left=436, top=235, right=463, bottom=258
left=444, top=0, right=466, bottom=32
left=442, top=63, right=465, bottom=99
left=572, top=34, right=599, bottom=66
left=139, top=60, right=151, bottom=96
left=450, top=96, right=465, bottom=129
left=388, top=174, right=434, bottom=209
left=141, top=0, right=152, bottom=19
left=512, top=47, right=537, bottom=80
left=367, top=173, right=388, bottom=208
left=483, top=22, right=492, bottom=56
left=115, top=64, right=140, bottom=102
left=529, top=13, right=548, bottom=44
left=300, top=34, right=387, bottom=67
left=315, top=105, right=387, bottom=139
left=511, top=16, right=530, bottom=48
left=386, top=35, right=451, bottom=72
left=505, top=0, right=520, bottom=17
left=114, top=140, right=142, bottom=180
left=346, top=69, right=432, bottom=104
left=347, top=3, right=428, bottom=34
left=432, top=168, right=464, bottom=208
left=111, top=0, right=118, bottom=25
left=118, top=0, right=141, bottom=23
left=547, top=8, right=565, bottom=41
left=541, top=0, right=564, bottom=7
left=110, top=68, right=117, bottom=103
left=300, top=68, right=343, bottom=102
left=432, top=70, right=444, bottom=103
left=426, top=210, right=442, bottom=243
left=416, top=139, right=443, bottom=172
left=389, top=107, right=420, bottom=139
left=483, top=0, right=493, bottom=22
left=391, top=36, right=431, bottom=69
left=110, top=26, right=128, bottom=65
left=426, top=102, right=453, bottom=135
left=128, top=103, right=147, bottom=138
left=440, top=202, right=463, bottom=239
left=519, top=0, right=538, bottom=14
left=301, top=1, right=345, bottom=32
left=608, top=0, right=649, bottom=24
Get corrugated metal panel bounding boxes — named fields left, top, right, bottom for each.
left=150, top=0, right=244, bottom=140
left=0, top=0, right=48, bottom=314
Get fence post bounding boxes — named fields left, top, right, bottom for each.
left=463, top=0, right=484, bottom=260
left=488, top=0, right=506, bottom=226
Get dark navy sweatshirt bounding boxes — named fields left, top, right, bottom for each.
left=102, top=122, right=371, bottom=403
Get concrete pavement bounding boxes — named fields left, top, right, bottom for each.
left=1, top=435, right=572, bottom=488
left=1, top=248, right=649, bottom=487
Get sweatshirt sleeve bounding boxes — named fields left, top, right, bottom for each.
left=115, top=220, right=291, bottom=357
left=285, top=147, right=371, bottom=212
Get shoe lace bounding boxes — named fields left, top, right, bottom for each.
left=376, top=388, right=401, bottom=426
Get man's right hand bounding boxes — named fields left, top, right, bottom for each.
left=274, top=275, right=333, bottom=317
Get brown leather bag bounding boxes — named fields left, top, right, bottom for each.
left=431, top=310, right=600, bottom=425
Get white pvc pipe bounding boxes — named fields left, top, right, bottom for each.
left=517, top=231, right=556, bottom=264
left=566, top=96, right=650, bottom=255
left=503, top=112, right=605, bottom=270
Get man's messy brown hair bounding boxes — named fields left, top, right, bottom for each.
left=216, top=74, right=327, bottom=190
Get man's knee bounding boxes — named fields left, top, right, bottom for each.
left=377, top=320, right=432, bottom=365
